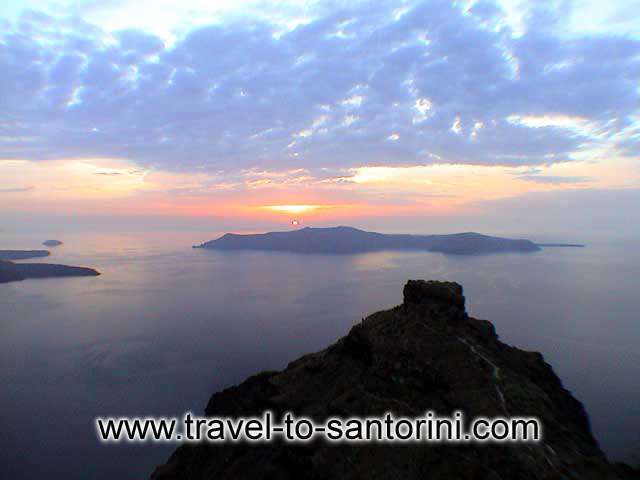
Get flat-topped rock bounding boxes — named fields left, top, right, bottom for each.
left=403, top=279, right=465, bottom=308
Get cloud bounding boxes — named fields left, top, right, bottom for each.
left=0, top=186, right=34, bottom=193
left=516, top=175, right=591, bottom=184
left=465, top=187, right=640, bottom=240
left=0, top=0, right=638, bottom=174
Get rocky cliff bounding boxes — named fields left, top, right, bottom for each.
left=151, top=280, right=638, bottom=480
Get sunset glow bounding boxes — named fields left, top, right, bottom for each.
left=0, top=0, right=638, bottom=235
left=262, top=205, right=324, bottom=214
left=3, top=3, right=640, bottom=478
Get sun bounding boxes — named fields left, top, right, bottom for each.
left=263, top=204, right=321, bottom=214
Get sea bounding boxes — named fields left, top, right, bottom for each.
left=1, top=231, right=639, bottom=478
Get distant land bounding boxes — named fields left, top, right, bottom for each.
left=536, top=243, right=586, bottom=248
left=195, top=226, right=581, bottom=255
left=0, top=250, right=50, bottom=260
left=0, top=250, right=99, bottom=284
left=42, top=240, right=63, bottom=247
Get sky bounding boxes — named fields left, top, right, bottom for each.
left=1, top=0, right=639, bottom=238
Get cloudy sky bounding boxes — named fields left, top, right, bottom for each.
left=1, top=0, right=639, bottom=237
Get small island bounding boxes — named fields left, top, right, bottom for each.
left=42, top=240, right=63, bottom=247
left=195, top=226, right=545, bottom=255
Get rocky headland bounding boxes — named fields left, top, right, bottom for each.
left=0, top=250, right=99, bottom=283
left=152, top=280, right=637, bottom=480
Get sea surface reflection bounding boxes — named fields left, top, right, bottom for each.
left=1, top=231, right=639, bottom=478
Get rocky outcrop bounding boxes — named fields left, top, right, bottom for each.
left=151, top=280, right=638, bottom=480
left=403, top=279, right=466, bottom=308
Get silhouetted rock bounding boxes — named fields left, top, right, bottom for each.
left=42, top=240, right=63, bottom=247
left=403, top=279, right=465, bottom=308
left=0, top=260, right=99, bottom=283
left=151, top=280, right=638, bottom=480
left=195, top=226, right=541, bottom=255
left=0, top=250, right=50, bottom=260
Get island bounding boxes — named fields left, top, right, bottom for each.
left=42, top=240, right=63, bottom=247
left=0, top=250, right=100, bottom=283
left=194, top=226, right=542, bottom=255
left=0, top=250, right=50, bottom=260
left=151, top=280, right=638, bottom=479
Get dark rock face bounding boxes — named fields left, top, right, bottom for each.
left=403, top=279, right=465, bottom=308
left=0, top=250, right=50, bottom=260
left=403, top=280, right=467, bottom=321
left=42, top=240, right=63, bottom=247
left=151, top=281, right=638, bottom=480
left=195, top=226, right=541, bottom=255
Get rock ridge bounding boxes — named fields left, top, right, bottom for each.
left=151, top=280, right=638, bottom=480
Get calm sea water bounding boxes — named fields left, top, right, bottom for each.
left=1, top=231, right=639, bottom=478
